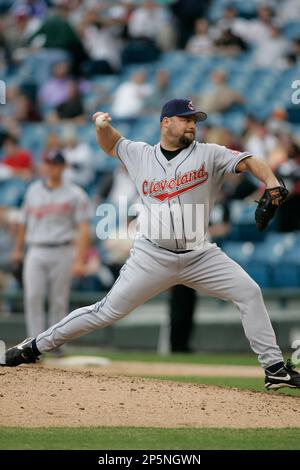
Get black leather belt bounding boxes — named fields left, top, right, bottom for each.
left=145, top=238, right=193, bottom=254
left=162, top=247, right=194, bottom=254
left=30, top=241, right=72, bottom=248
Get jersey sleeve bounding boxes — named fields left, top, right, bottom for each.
left=115, top=137, right=148, bottom=181
left=74, top=188, right=92, bottom=224
left=213, top=144, right=252, bottom=175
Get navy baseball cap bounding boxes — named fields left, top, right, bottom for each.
left=160, top=99, right=207, bottom=122
left=44, top=151, right=66, bottom=165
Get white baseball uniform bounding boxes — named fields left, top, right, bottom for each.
left=21, top=180, right=90, bottom=337
left=35, top=139, right=283, bottom=369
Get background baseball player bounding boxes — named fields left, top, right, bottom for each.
left=11, top=151, right=90, bottom=340
left=3, top=99, right=300, bottom=391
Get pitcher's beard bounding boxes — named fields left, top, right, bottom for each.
left=178, top=134, right=194, bottom=148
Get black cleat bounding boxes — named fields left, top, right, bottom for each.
left=265, top=359, right=300, bottom=390
left=2, top=338, right=40, bottom=367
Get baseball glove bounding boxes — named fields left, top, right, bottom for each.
left=255, top=179, right=289, bottom=231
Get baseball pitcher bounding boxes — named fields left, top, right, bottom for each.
left=2, top=99, right=299, bottom=391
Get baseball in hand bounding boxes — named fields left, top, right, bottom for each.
left=95, top=114, right=109, bottom=129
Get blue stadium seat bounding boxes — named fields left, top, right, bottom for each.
left=252, top=240, right=285, bottom=265
left=222, top=241, right=254, bottom=266
left=283, top=21, right=300, bottom=39
left=270, top=243, right=300, bottom=287
left=272, top=264, right=300, bottom=288
left=0, top=179, right=28, bottom=207
left=245, top=261, right=272, bottom=288
left=265, top=232, right=297, bottom=251
left=230, top=201, right=256, bottom=224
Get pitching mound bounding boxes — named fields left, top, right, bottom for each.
left=1, top=366, right=300, bottom=428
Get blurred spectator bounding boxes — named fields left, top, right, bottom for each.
left=50, top=81, right=85, bottom=123
left=243, top=119, right=278, bottom=162
left=103, top=216, right=137, bottom=279
left=202, top=125, right=243, bottom=150
left=0, top=17, right=9, bottom=73
left=122, top=0, right=176, bottom=64
left=277, top=141, right=300, bottom=231
left=6, top=3, right=42, bottom=53
left=267, top=108, right=290, bottom=136
left=215, top=6, right=242, bottom=37
left=80, top=8, right=122, bottom=75
left=277, top=0, right=300, bottom=25
left=144, top=69, right=171, bottom=112
left=28, top=6, right=88, bottom=75
left=111, top=70, right=153, bottom=120
left=38, top=60, right=72, bottom=109
left=267, top=131, right=296, bottom=173
left=15, top=93, right=42, bottom=122
left=0, top=85, right=20, bottom=125
left=196, top=70, right=244, bottom=113
left=214, top=28, right=248, bottom=57
left=1, top=134, right=34, bottom=180
left=23, top=0, right=48, bottom=18
left=61, top=126, right=94, bottom=188
left=233, top=6, right=274, bottom=46
left=98, top=163, right=138, bottom=208
left=185, top=18, right=214, bottom=56
left=127, top=0, right=174, bottom=51
left=284, top=38, right=300, bottom=66
left=170, top=0, right=209, bottom=48
left=252, top=25, right=289, bottom=68
left=71, top=244, right=115, bottom=291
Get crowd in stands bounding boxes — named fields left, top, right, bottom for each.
left=0, top=0, right=300, bottom=299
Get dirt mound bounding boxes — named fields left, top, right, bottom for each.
left=1, top=366, right=300, bottom=428
left=44, top=358, right=264, bottom=377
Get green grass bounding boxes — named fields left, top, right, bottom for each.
left=143, top=375, right=300, bottom=396
left=1, top=427, right=300, bottom=450
left=65, top=349, right=259, bottom=366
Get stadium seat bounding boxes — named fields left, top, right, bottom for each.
left=283, top=21, right=300, bottom=39
left=245, top=261, right=272, bottom=288
left=0, top=179, right=28, bottom=207
left=272, top=264, right=300, bottom=288
left=222, top=241, right=254, bottom=266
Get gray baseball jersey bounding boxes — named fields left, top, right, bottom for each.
left=115, top=139, right=251, bottom=250
left=20, top=180, right=90, bottom=245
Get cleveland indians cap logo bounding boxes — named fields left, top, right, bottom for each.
left=188, top=101, right=195, bottom=111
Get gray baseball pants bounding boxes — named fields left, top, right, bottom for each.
left=36, top=238, right=283, bottom=369
left=24, top=245, right=73, bottom=338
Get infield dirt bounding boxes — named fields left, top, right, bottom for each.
left=1, top=365, right=300, bottom=428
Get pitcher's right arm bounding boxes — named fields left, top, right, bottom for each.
left=92, top=112, right=122, bottom=157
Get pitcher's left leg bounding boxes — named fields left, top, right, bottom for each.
left=180, top=246, right=283, bottom=369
